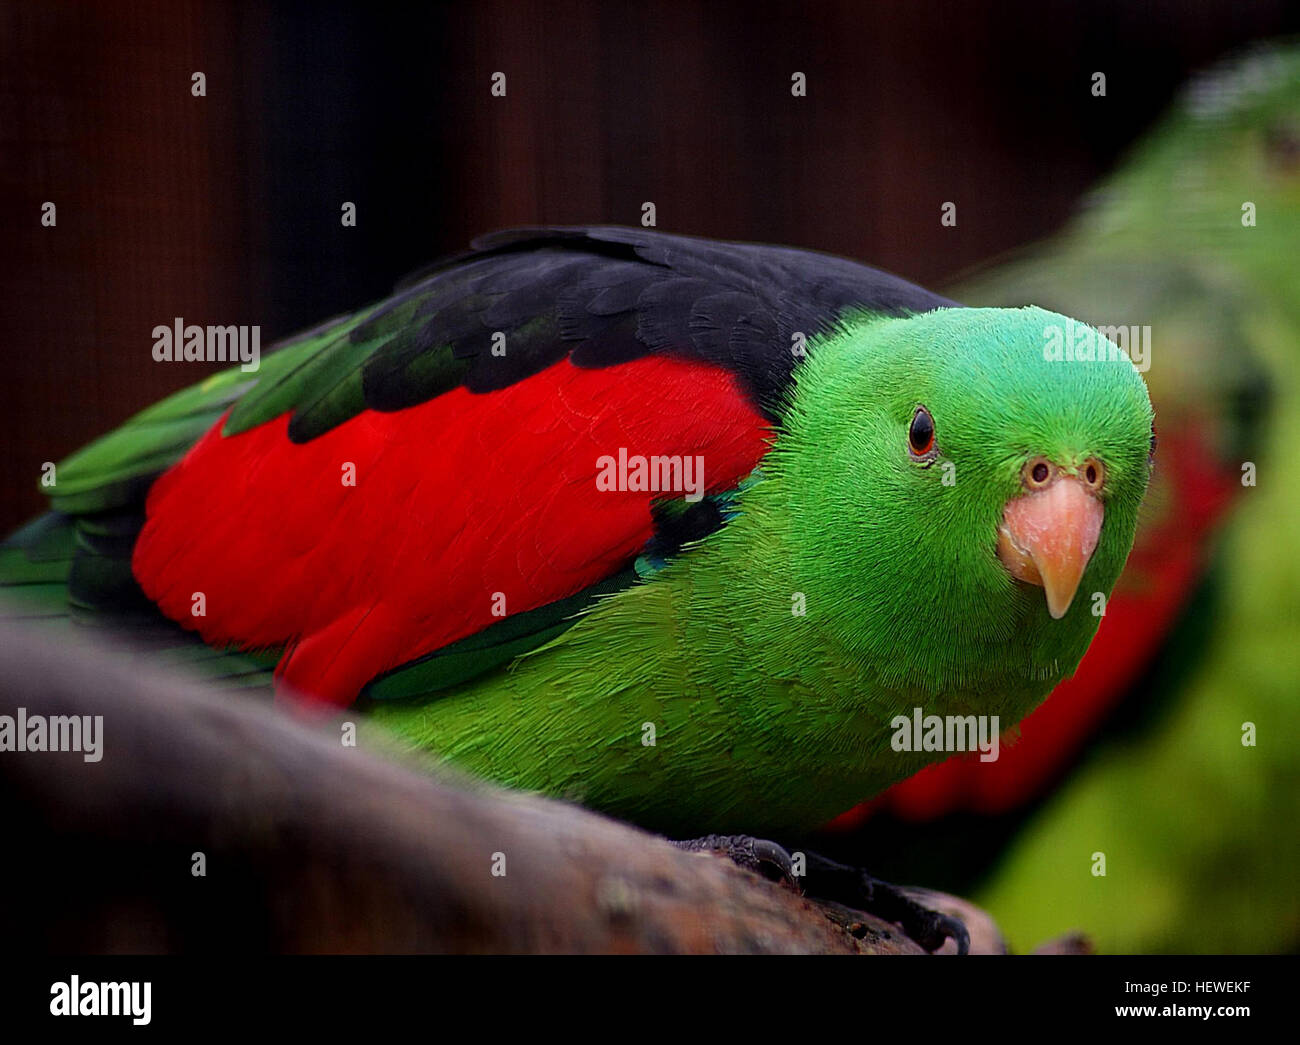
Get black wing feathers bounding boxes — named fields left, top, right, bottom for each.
left=279, top=225, right=956, bottom=439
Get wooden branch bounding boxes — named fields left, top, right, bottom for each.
left=0, top=619, right=995, bottom=953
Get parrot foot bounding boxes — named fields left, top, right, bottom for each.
left=800, top=849, right=970, bottom=954
left=670, top=833, right=798, bottom=882
left=671, top=835, right=970, bottom=955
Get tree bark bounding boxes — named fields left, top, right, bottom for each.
left=0, top=620, right=997, bottom=954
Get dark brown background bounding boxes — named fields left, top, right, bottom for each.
left=3, top=0, right=1298, bottom=532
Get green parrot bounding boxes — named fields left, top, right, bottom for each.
left=950, top=42, right=1300, bottom=953
left=360, top=304, right=1152, bottom=837
left=1, top=226, right=1153, bottom=949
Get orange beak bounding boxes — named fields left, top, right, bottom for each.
left=996, top=478, right=1104, bottom=619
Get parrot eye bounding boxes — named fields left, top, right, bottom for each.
left=1149, top=422, right=1158, bottom=464
left=908, top=406, right=936, bottom=459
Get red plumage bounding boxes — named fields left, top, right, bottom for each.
left=133, top=356, right=771, bottom=706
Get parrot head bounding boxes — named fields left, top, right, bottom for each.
left=767, top=305, right=1154, bottom=700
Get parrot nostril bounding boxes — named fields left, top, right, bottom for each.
left=1082, top=457, right=1105, bottom=490
left=1033, top=463, right=1050, bottom=483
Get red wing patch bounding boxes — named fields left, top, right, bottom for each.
left=133, top=355, right=772, bottom=706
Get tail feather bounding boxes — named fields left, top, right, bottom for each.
left=0, top=512, right=278, bottom=696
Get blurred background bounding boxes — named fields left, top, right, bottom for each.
left=2, top=0, right=1297, bottom=953
left=5, top=0, right=1298, bottom=532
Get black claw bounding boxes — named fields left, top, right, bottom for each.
left=837, top=864, right=968, bottom=954
left=914, top=909, right=970, bottom=956
left=845, top=865, right=970, bottom=954
left=947, top=916, right=971, bottom=956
